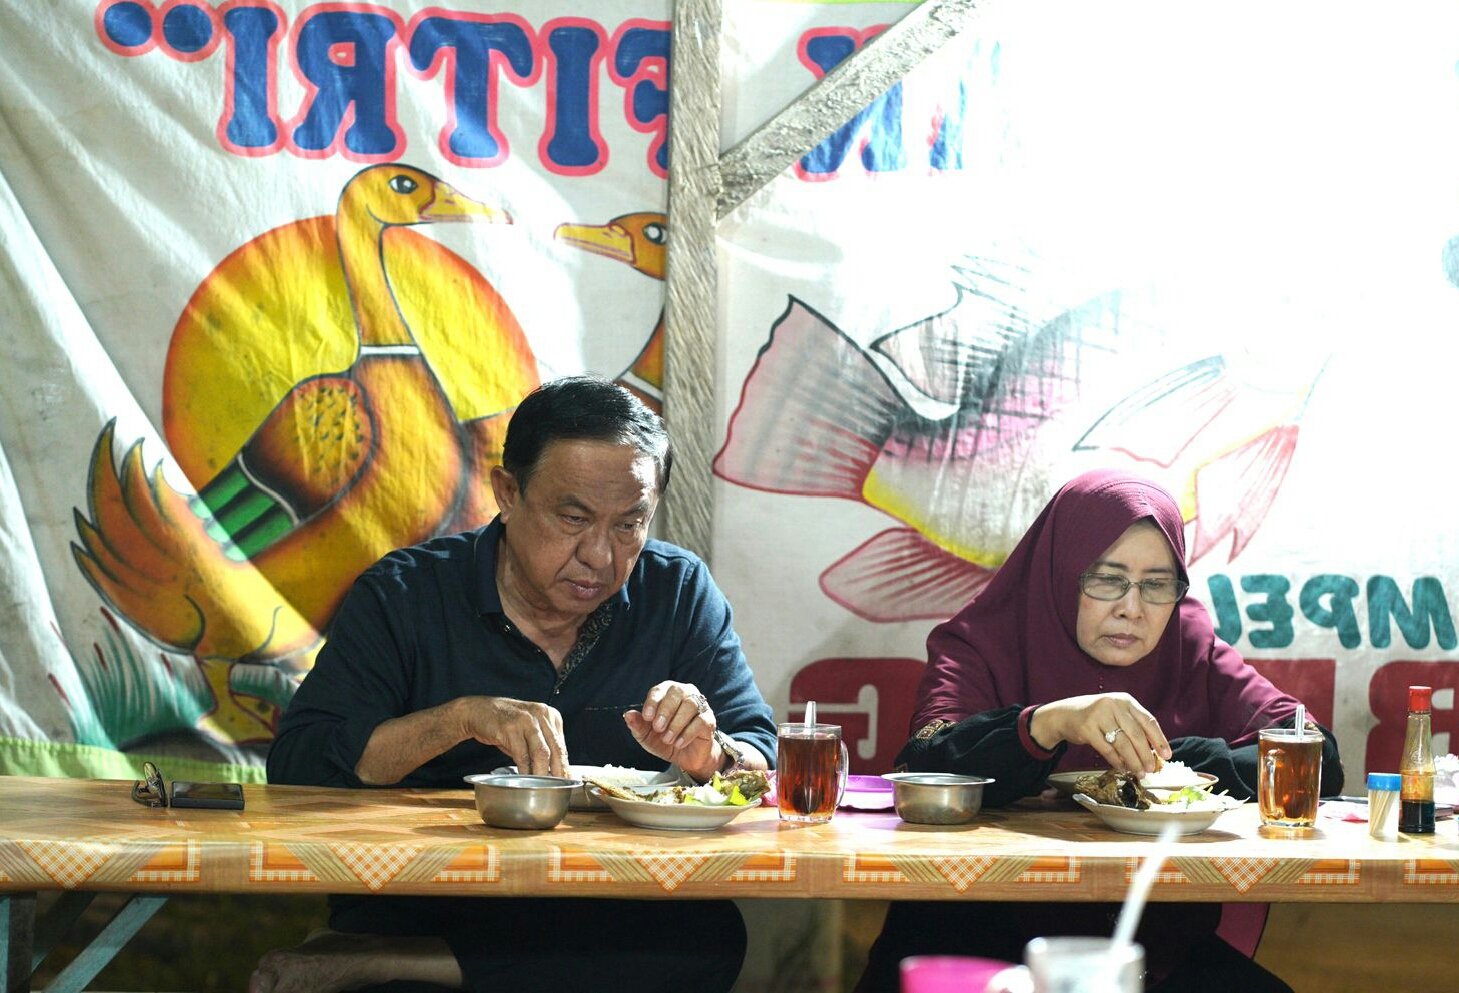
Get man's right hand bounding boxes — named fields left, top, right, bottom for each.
left=353, top=695, right=569, bottom=785
left=457, top=696, right=569, bottom=777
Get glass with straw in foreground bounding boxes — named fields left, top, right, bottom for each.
left=985, top=822, right=1180, bottom=993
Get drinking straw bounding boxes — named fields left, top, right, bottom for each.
left=804, top=700, right=816, bottom=729
left=1294, top=702, right=1306, bottom=735
left=1109, top=821, right=1181, bottom=960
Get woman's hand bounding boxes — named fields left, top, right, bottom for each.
left=1028, top=693, right=1172, bottom=773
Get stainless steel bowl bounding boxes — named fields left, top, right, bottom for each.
left=884, top=772, right=994, bottom=825
left=463, top=774, right=582, bottom=829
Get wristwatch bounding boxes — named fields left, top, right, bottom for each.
left=713, top=730, right=745, bottom=773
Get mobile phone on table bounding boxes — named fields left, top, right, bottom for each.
left=170, top=780, right=245, bottom=809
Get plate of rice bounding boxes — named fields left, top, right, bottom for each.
left=1072, top=790, right=1243, bottom=836
left=1139, top=761, right=1215, bottom=789
left=1047, top=761, right=1216, bottom=798
left=590, top=771, right=770, bottom=831
left=492, top=764, right=682, bottom=810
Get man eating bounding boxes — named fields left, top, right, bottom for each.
left=251, top=376, right=776, bottom=993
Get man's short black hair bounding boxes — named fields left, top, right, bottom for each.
left=502, top=376, right=672, bottom=494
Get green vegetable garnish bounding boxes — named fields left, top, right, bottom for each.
left=704, top=773, right=750, bottom=806
left=1162, top=785, right=1212, bottom=806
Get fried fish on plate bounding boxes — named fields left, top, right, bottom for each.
left=584, top=769, right=771, bottom=807
left=1074, top=769, right=1163, bottom=810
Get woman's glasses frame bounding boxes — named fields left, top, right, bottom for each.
left=131, top=761, right=169, bottom=808
left=1078, top=571, right=1188, bottom=605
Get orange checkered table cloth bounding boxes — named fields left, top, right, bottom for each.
left=1, top=776, right=1456, bottom=902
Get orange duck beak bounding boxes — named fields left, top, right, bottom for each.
left=554, top=221, right=634, bottom=264
left=422, top=183, right=513, bottom=225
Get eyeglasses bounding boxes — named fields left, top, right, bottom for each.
left=131, top=761, right=169, bottom=808
left=1079, top=572, right=1188, bottom=605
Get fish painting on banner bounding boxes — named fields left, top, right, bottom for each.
left=716, top=278, right=1319, bottom=624
left=0, top=0, right=670, bottom=776
left=713, top=0, right=1459, bottom=778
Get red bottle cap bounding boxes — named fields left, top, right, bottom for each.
left=1409, top=686, right=1432, bottom=712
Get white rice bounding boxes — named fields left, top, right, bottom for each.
left=571, top=764, right=658, bottom=787
left=1138, top=760, right=1203, bottom=788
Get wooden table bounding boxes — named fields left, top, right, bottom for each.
left=1, top=776, right=1457, bottom=990
left=1, top=776, right=1457, bottom=903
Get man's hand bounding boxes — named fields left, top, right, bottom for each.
left=623, top=681, right=719, bottom=781
left=458, top=696, right=569, bottom=777
left=354, top=695, right=567, bottom=785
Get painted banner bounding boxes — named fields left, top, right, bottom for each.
left=714, top=0, right=1459, bottom=787
left=1, top=0, right=672, bottom=780
left=3, top=0, right=1457, bottom=801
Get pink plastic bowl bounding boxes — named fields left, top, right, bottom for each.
left=842, top=774, right=895, bottom=810
left=900, top=955, right=1016, bottom=993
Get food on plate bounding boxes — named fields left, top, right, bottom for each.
left=1075, top=768, right=1226, bottom=811
left=1076, top=769, right=1160, bottom=809
left=1159, top=785, right=1223, bottom=809
left=573, top=764, right=663, bottom=788
left=1137, top=759, right=1204, bottom=789
left=585, top=769, right=771, bottom=807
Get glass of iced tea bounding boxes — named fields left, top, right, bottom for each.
left=776, top=722, right=848, bottom=823
left=1258, top=727, right=1323, bottom=828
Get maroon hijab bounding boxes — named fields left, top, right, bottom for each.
left=913, top=469, right=1298, bottom=770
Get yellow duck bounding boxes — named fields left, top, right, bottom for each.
left=555, top=211, right=666, bottom=410
left=73, top=165, right=534, bottom=741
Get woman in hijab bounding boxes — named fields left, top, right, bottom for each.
left=855, top=469, right=1342, bottom=993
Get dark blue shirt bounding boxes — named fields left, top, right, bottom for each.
left=268, top=519, right=778, bottom=788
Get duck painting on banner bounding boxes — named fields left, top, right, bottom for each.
left=70, top=163, right=539, bottom=745
left=2, top=0, right=679, bottom=772
left=66, top=164, right=673, bottom=751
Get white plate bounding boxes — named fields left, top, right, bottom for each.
left=593, top=784, right=758, bottom=831
left=492, top=765, right=682, bottom=810
left=1046, top=769, right=1218, bottom=798
left=1072, top=792, right=1243, bottom=835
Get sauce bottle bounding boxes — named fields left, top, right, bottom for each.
left=1399, top=685, right=1435, bottom=835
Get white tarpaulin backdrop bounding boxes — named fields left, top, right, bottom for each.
left=3, top=0, right=1458, bottom=798
left=714, top=0, right=1459, bottom=787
